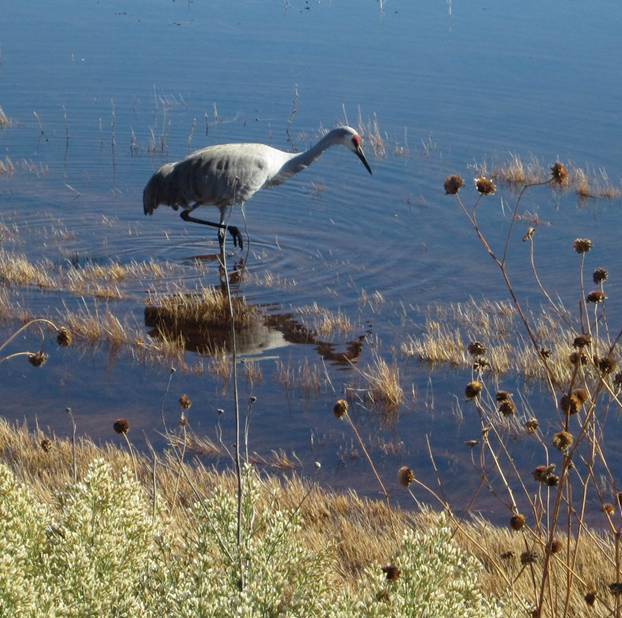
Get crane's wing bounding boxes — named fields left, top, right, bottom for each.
left=172, top=143, right=288, bottom=207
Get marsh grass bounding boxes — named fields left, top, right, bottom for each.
left=477, top=155, right=622, bottom=200
left=276, top=358, right=324, bottom=396
left=351, top=353, right=404, bottom=411
left=296, top=302, right=354, bottom=337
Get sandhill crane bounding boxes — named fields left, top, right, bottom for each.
left=143, top=126, right=372, bottom=250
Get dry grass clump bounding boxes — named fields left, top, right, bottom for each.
left=356, top=111, right=387, bottom=159
left=354, top=354, right=404, bottom=410
left=474, top=155, right=622, bottom=200
left=0, top=106, right=11, bottom=128
left=296, top=302, right=353, bottom=337
left=0, top=249, right=55, bottom=288
left=276, top=358, right=323, bottom=396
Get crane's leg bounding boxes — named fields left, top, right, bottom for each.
left=180, top=209, right=243, bottom=249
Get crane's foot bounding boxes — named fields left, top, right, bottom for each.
left=228, top=225, right=243, bottom=250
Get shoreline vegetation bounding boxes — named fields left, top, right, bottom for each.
left=0, top=418, right=612, bottom=616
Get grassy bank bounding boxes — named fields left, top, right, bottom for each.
left=0, top=418, right=613, bottom=616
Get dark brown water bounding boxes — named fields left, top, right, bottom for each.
left=1, top=0, right=622, bottom=520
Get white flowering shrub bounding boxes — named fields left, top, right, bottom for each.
left=0, top=461, right=510, bottom=617
left=335, top=518, right=510, bottom=618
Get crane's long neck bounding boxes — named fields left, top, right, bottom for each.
left=279, top=132, right=337, bottom=179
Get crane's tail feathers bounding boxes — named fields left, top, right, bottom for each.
left=143, top=176, right=160, bottom=216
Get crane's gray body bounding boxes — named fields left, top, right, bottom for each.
left=143, top=143, right=297, bottom=215
left=142, top=126, right=371, bottom=234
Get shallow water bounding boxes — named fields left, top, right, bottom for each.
left=1, top=0, right=622, bottom=521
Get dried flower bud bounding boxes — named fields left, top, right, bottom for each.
left=553, top=431, right=574, bottom=451
left=573, top=388, right=588, bottom=404
left=560, top=393, right=581, bottom=415
left=573, top=334, right=591, bottom=349
left=56, top=327, right=72, bottom=347
left=444, top=175, right=464, bottom=195
left=547, top=539, right=563, bottom=554
left=468, top=341, right=486, bottom=356
left=522, top=227, right=535, bottom=242
left=382, top=565, right=401, bottom=581
left=593, top=267, right=608, bottom=284
left=500, top=551, right=515, bottom=560
left=533, top=465, right=556, bottom=483
left=465, top=381, right=483, bottom=399
left=40, top=438, right=52, bottom=452
left=551, top=162, right=569, bottom=184
left=545, top=474, right=560, bottom=487
left=573, top=238, right=592, bottom=254
left=113, top=418, right=129, bottom=434
left=520, top=550, right=538, bottom=565
left=473, top=358, right=490, bottom=371
left=333, top=399, right=349, bottom=419
left=495, top=391, right=512, bottom=402
left=510, top=513, right=526, bottom=531
left=584, top=591, right=596, bottom=606
left=499, top=399, right=516, bottom=416
left=603, top=503, right=615, bottom=516
left=569, top=351, right=588, bottom=366
left=525, top=418, right=539, bottom=433
left=398, top=466, right=414, bottom=487
left=475, top=176, right=496, bottom=195
left=179, top=394, right=192, bottom=410
left=587, top=291, right=606, bottom=303
left=599, top=356, right=617, bottom=375
left=28, top=351, right=48, bottom=367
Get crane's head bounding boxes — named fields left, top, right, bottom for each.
left=335, top=126, right=373, bottom=175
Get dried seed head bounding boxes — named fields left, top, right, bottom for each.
left=532, top=464, right=556, bottom=483
left=56, top=327, right=72, bottom=347
left=522, top=227, right=535, bottom=242
left=510, top=513, right=526, bottom=531
left=464, top=439, right=479, bottom=448
left=382, top=564, right=401, bottom=581
left=113, top=418, right=129, bottom=434
left=28, top=351, right=48, bottom=367
left=540, top=348, right=552, bottom=359
left=444, top=175, right=465, bottom=195
left=545, top=474, right=560, bottom=487
left=465, top=380, right=483, bottom=399
left=525, top=418, right=539, bottom=433
left=547, top=539, right=563, bottom=554
left=40, top=438, right=52, bottom=452
left=475, top=176, right=496, bottom=195
left=593, top=267, right=608, bottom=284
left=468, top=341, right=486, bottom=356
left=587, top=290, right=606, bottom=303
left=609, top=583, right=622, bottom=596
left=573, top=238, right=592, bottom=254
left=499, top=399, right=516, bottom=417
left=584, top=591, right=596, bottom=607
left=333, top=399, right=349, bottom=419
left=603, top=503, right=615, bottom=516
left=398, top=466, right=414, bottom=487
left=500, top=550, right=515, bottom=560
left=573, top=334, right=591, bottom=349
left=553, top=431, right=574, bottom=451
left=560, top=393, right=581, bottom=416
left=473, top=358, right=490, bottom=371
left=569, top=351, right=588, bottom=366
left=520, top=550, right=538, bottom=565
left=249, top=395, right=257, bottom=403
left=599, top=356, right=617, bottom=375
left=179, top=394, right=192, bottom=410
left=495, top=391, right=512, bottom=402
left=574, top=388, right=589, bottom=404
left=551, top=162, right=569, bottom=184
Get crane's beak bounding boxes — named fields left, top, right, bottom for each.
left=355, top=146, right=373, bottom=175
